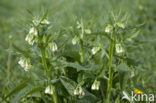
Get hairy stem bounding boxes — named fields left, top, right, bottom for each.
left=40, top=48, right=48, bottom=75
left=106, top=34, right=115, bottom=103
left=40, top=48, right=58, bottom=103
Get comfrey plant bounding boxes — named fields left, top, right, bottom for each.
left=2, top=12, right=143, bottom=103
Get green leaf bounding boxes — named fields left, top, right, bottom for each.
left=11, top=85, right=44, bottom=103
left=117, top=63, right=130, bottom=89
left=60, top=76, right=77, bottom=96
left=5, top=82, right=27, bottom=99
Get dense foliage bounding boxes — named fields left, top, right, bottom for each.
left=0, top=0, right=156, bottom=103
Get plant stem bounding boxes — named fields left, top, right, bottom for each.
left=52, top=88, right=58, bottom=103
left=80, top=40, right=84, bottom=64
left=40, top=48, right=49, bottom=75
left=40, top=48, right=58, bottom=103
left=106, top=34, right=115, bottom=103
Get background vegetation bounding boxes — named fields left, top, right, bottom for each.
left=0, top=0, right=156, bottom=103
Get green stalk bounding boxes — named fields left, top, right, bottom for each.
left=52, top=88, right=58, bottom=103
left=80, top=40, right=84, bottom=64
left=40, top=48, right=48, bottom=75
left=40, top=48, right=58, bottom=103
left=106, top=34, right=115, bottom=103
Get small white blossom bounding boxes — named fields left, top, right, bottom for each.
left=25, top=34, right=35, bottom=45
left=18, top=59, right=25, bottom=68
left=18, top=57, right=31, bottom=71
left=49, top=42, right=58, bottom=52
left=74, top=89, right=79, bottom=95
left=91, top=47, right=100, bottom=55
left=79, top=87, right=85, bottom=96
left=115, top=44, right=124, bottom=53
left=74, top=87, right=85, bottom=96
left=105, top=25, right=113, bottom=33
left=29, top=27, right=38, bottom=36
left=41, top=19, right=50, bottom=25
left=91, top=84, right=96, bottom=90
left=72, top=36, right=79, bottom=45
left=91, top=80, right=100, bottom=90
left=45, top=85, right=54, bottom=95
left=33, top=19, right=40, bottom=26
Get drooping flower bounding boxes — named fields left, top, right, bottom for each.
left=25, top=34, right=35, bottom=45
left=115, top=43, right=124, bottom=53
left=41, top=19, right=50, bottom=25
left=32, top=18, right=40, bottom=26
left=117, top=23, right=125, bottom=29
left=72, top=36, right=79, bottom=45
left=49, top=42, right=58, bottom=52
left=18, top=57, right=31, bottom=71
left=78, top=87, right=85, bottom=96
left=74, top=89, right=79, bottom=95
left=74, top=86, right=85, bottom=96
left=91, top=47, right=100, bottom=55
left=29, top=27, right=38, bottom=36
left=45, top=85, right=54, bottom=95
left=91, top=80, right=100, bottom=90
left=105, top=25, right=113, bottom=33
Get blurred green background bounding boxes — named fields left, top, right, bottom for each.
left=0, top=0, right=156, bottom=94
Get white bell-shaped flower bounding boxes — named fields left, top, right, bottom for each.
left=72, top=36, right=79, bottom=45
left=78, top=87, right=85, bottom=96
left=29, top=27, right=38, bottom=36
left=91, top=47, right=100, bottom=55
left=105, top=25, right=113, bottom=33
left=49, top=42, right=58, bottom=52
left=25, top=34, right=35, bottom=45
left=115, top=43, right=124, bottom=53
left=18, top=57, right=31, bottom=71
left=45, top=85, right=54, bottom=95
left=74, top=89, right=79, bottom=95
left=91, top=80, right=100, bottom=90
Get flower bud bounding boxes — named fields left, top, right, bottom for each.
left=49, top=42, right=58, bottom=52
left=91, top=47, right=100, bottom=55
left=117, top=23, right=125, bottom=29
left=41, top=19, right=50, bottom=25
left=74, top=89, right=79, bottom=95
left=115, top=44, right=124, bottom=53
left=72, top=36, right=79, bottom=45
left=33, top=18, right=40, bottom=26
left=105, top=25, right=113, bottom=33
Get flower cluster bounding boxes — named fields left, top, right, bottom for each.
left=18, top=57, right=31, bottom=71
left=25, top=18, right=50, bottom=45
left=91, top=80, right=100, bottom=90
left=74, top=86, right=85, bottom=96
